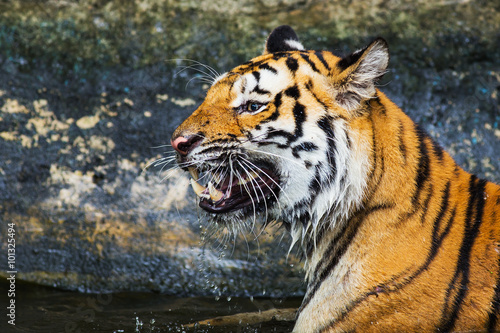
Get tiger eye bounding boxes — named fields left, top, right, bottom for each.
left=248, top=102, right=260, bottom=112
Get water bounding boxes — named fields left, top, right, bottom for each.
left=1, top=280, right=301, bottom=333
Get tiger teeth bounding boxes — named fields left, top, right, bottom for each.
left=208, top=182, right=224, bottom=202
left=190, top=178, right=207, bottom=197
left=188, top=167, right=199, bottom=181
left=190, top=178, right=223, bottom=202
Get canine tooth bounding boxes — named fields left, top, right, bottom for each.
left=188, top=167, right=199, bottom=180
left=190, top=178, right=207, bottom=197
left=208, top=182, right=224, bottom=201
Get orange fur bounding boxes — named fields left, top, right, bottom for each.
left=171, top=26, right=500, bottom=332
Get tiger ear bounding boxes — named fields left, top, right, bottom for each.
left=263, top=25, right=305, bottom=55
left=335, top=38, right=389, bottom=111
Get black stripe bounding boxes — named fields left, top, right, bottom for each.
left=299, top=217, right=360, bottom=315
left=429, top=182, right=453, bottom=257
left=285, top=85, right=300, bottom=99
left=300, top=203, right=394, bottom=317
left=285, top=56, right=299, bottom=73
left=252, top=86, right=270, bottom=95
left=398, top=120, right=407, bottom=164
left=318, top=185, right=455, bottom=332
left=383, top=183, right=453, bottom=290
left=298, top=210, right=312, bottom=228
left=252, top=71, right=260, bottom=81
left=240, top=59, right=262, bottom=67
left=292, top=142, right=318, bottom=158
left=305, top=79, right=329, bottom=110
left=430, top=136, right=445, bottom=162
left=288, top=102, right=306, bottom=143
left=258, top=63, right=278, bottom=75
left=337, top=47, right=365, bottom=71
left=439, top=175, right=487, bottom=331
left=315, top=51, right=330, bottom=71
left=274, top=91, right=282, bottom=108
left=240, top=80, right=246, bottom=94
left=418, top=184, right=434, bottom=226
left=487, top=256, right=500, bottom=331
left=299, top=53, right=320, bottom=72
left=317, top=116, right=337, bottom=171
left=304, top=166, right=323, bottom=225
left=363, top=113, right=386, bottom=205
left=307, top=165, right=323, bottom=197
left=265, top=128, right=293, bottom=141
left=264, top=92, right=282, bottom=122
left=250, top=71, right=270, bottom=95
left=412, top=125, right=431, bottom=206
left=364, top=114, right=380, bottom=192
left=240, top=58, right=277, bottom=70
left=372, top=94, right=386, bottom=116
left=489, top=193, right=500, bottom=331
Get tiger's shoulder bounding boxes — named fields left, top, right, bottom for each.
left=170, top=25, right=500, bottom=332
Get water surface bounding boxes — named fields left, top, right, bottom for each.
left=2, top=280, right=301, bottom=332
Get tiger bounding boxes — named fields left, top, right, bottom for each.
left=170, top=25, right=500, bottom=332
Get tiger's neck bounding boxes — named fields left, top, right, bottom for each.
left=294, top=90, right=489, bottom=331
left=298, top=92, right=412, bottom=274
left=299, top=91, right=424, bottom=285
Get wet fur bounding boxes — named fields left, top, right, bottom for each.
left=171, top=26, right=500, bottom=332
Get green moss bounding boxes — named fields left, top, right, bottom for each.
left=1, top=0, right=498, bottom=80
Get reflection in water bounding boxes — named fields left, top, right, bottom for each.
left=5, top=280, right=301, bottom=332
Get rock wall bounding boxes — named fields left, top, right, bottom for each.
left=0, top=0, right=499, bottom=296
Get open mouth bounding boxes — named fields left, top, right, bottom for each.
left=187, top=165, right=280, bottom=214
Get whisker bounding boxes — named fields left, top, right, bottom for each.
left=172, top=59, right=221, bottom=80
left=236, top=160, right=261, bottom=233
left=233, top=164, right=258, bottom=224
left=175, top=64, right=217, bottom=82
left=238, top=158, right=283, bottom=235
left=244, top=148, right=305, bottom=169
left=185, top=76, right=216, bottom=89
left=150, top=143, right=174, bottom=149
left=244, top=148, right=323, bottom=190
left=240, top=157, right=291, bottom=205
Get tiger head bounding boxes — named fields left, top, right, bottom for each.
left=171, top=25, right=389, bottom=241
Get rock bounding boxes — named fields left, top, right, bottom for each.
left=0, top=0, right=498, bottom=296
left=182, top=307, right=297, bottom=329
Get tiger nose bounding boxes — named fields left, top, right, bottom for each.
left=171, top=133, right=204, bottom=155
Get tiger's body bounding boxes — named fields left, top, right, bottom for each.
left=170, top=26, right=500, bottom=332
